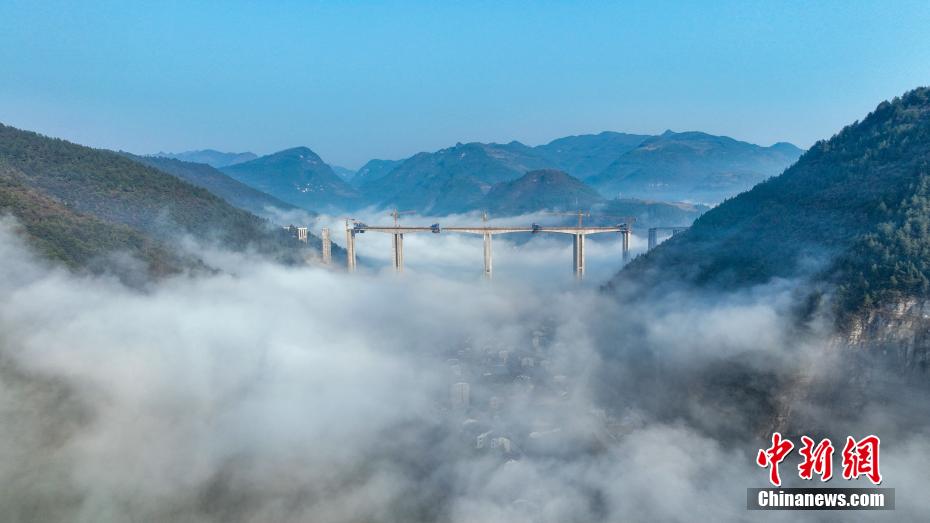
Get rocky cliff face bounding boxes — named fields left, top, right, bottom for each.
left=766, top=298, right=930, bottom=438
left=842, top=298, right=930, bottom=373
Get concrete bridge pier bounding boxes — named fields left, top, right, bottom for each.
left=483, top=232, right=493, bottom=279
left=647, top=228, right=658, bottom=251
left=345, top=224, right=357, bottom=272
left=622, top=229, right=631, bottom=263
left=572, top=233, right=585, bottom=279
left=321, top=228, right=332, bottom=265
left=392, top=233, right=404, bottom=272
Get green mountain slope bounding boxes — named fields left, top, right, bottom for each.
left=221, top=147, right=359, bottom=211
left=0, top=164, right=185, bottom=276
left=0, top=123, right=320, bottom=272
left=128, top=154, right=302, bottom=219
left=588, top=131, right=802, bottom=202
left=615, top=87, right=930, bottom=316
left=481, top=169, right=604, bottom=216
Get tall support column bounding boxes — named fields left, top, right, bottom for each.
left=321, top=227, right=332, bottom=265
left=392, top=233, right=404, bottom=272
left=345, top=225, right=356, bottom=272
left=648, top=228, right=657, bottom=251
left=483, top=232, right=493, bottom=279
left=622, top=229, right=631, bottom=263
left=573, top=233, right=585, bottom=279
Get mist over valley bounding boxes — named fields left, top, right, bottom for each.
left=2, top=3, right=930, bottom=521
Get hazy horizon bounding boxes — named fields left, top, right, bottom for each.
left=148, top=127, right=803, bottom=170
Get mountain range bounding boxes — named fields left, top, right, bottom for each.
left=181, top=131, right=800, bottom=216
left=8, top=86, right=930, bottom=318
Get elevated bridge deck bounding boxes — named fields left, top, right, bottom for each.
left=344, top=222, right=633, bottom=279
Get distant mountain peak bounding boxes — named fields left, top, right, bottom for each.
left=275, top=146, right=320, bottom=158
left=770, top=141, right=803, bottom=153
left=480, top=168, right=603, bottom=215
left=220, top=146, right=358, bottom=211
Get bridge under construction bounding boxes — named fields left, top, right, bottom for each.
left=339, top=221, right=633, bottom=279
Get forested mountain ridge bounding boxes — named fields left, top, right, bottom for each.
left=221, top=147, right=359, bottom=211
left=213, top=131, right=798, bottom=215
left=480, top=169, right=604, bottom=216
left=0, top=123, right=321, bottom=275
left=614, top=87, right=930, bottom=317
left=0, top=164, right=186, bottom=276
left=128, top=154, right=302, bottom=219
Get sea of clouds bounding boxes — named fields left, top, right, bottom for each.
left=1, top=216, right=928, bottom=522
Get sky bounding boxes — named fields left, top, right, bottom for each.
left=1, top=1, right=929, bottom=168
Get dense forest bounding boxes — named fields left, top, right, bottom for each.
left=0, top=164, right=186, bottom=276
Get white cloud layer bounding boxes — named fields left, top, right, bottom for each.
left=1, top=218, right=928, bottom=522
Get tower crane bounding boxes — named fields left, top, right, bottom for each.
left=543, top=209, right=591, bottom=227
left=390, top=208, right=417, bottom=226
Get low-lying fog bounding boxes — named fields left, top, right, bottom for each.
left=314, top=210, right=649, bottom=284
left=1, top=216, right=928, bottom=522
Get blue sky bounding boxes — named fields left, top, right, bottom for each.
left=1, top=1, right=929, bottom=168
